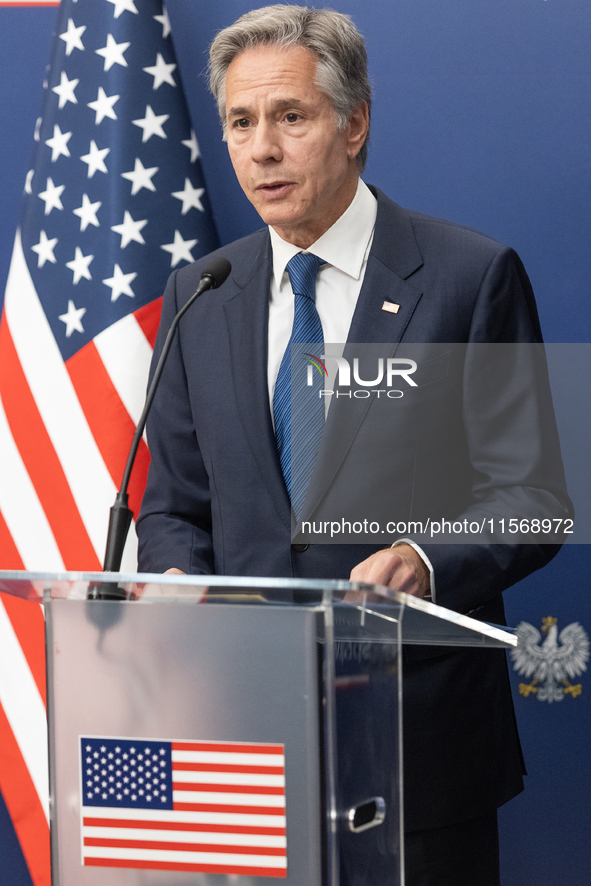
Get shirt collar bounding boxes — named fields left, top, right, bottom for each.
left=269, top=178, right=378, bottom=290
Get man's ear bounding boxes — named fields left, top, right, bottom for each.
left=346, top=101, right=369, bottom=160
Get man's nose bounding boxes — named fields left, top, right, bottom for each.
left=250, top=120, right=282, bottom=163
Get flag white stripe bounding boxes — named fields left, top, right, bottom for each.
left=0, top=599, right=49, bottom=822
left=0, top=391, right=65, bottom=570
left=94, top=313, right=153, bottom=427
left=120, top=521, right=139, bottom=574
left=172, top=751, right=283, bottom=767
left=4, top=231, right=117, bottom=559
left=172, top=771, right=285, bottom=788
left=172, top=790, right=285, bottom=807
left=82, top=807, right=286, bottom=827
left=82, top=826, right=286, bottom=848
left=83, top=845, right=287, bottom=868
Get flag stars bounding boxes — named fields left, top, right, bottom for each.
left=46, top=124, right=72, bottom=162
left=103, top=264, right=137, bottom=301
left=66, top=247, right=93, bottom=283
left=31, top=230, right=58, bottom=267
left=38, top=177, right=65, bottom=215
left=59, top=18, right=86, bottom=56
left=143, top=53, right=176, bottom=89
left=52, top=71, right=79, bottom=109
left=182, top=130, right=200, bottom=163
left=121, top=158, right=158, bottom=194
left=154, top=6, right=171, bottom=38
left=59, top=300, right=86, bottom=337
left=133, top=105, right=169, bottom=142
left=107, top=0, right=138, bottom=17
left=111, top=211, right=147, bottom=247
left=96, top=34, right=130, bottom=72
left=172, top=179, right=205, bottom=214
left=88, top=87, right=119, bottom=124
left=81, top=140, right=110, bottom=178
left=73, top=193, right=101, bottom=231
left=162, top=230, right=197, bottom=267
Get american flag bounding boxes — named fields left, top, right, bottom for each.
left=0, top=0, right=219, bottom=573
left=80, top=737, right=288, bottom=877
left=0, top=1, right=219, bottom=883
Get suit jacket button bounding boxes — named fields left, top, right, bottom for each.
left=291, top=543, right=309, bottom=553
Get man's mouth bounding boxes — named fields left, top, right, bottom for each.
left=256, top=182, right=294, bottom=193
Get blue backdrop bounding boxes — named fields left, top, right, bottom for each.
left=0, top=2, right=589, bottom=884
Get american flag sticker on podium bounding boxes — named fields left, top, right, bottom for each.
left=79, top=737, right=288, bottom=877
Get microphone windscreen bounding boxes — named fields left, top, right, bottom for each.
left=200, top=257, right=231, bottom=289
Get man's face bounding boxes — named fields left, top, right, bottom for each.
left=224, top=44, right=366, bottom=249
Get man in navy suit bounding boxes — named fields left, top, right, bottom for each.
left=137, top=6, right=570, bottom=883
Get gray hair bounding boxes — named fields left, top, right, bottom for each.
left=208, top=4, right=371, bottom=171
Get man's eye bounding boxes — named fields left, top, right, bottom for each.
left=234, top=118, right=250, bottom=128
left=285, top=113, right=300, bottom=123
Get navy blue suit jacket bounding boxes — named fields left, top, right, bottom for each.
left=137, top=187, right=569, bottom=831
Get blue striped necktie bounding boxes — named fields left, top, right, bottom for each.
left=273, top=252, right=325, bottom=519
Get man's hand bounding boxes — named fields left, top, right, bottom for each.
left=349, top=544, right=429, bottom=597
left=164, top=568, right=186, bottom=575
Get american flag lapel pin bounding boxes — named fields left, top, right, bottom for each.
left=382, top=301, right=400, bottom=314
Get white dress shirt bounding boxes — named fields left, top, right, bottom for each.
left=267, top=177, right=377, bottom=403
left=267, top=178, right=435, bottom=598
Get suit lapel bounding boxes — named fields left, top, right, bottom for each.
left=223, top=233, right=292, bottom=528
left=299, top=190, right=425, bottom=523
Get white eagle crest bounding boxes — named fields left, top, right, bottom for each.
left=510, top=617, right=589, bottom=703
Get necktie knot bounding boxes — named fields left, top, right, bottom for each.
left=286, top=252, right=323, bottom=300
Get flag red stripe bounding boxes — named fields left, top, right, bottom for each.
left=134, top=298, right=162, bottom=349
left=84, top=858, right=287, bottom=877
left=0, top=593, right=46, bottom=707
left=83, top=817, right=285, bottom=835
left=0, top=703, right=50, bottom=886
left=0, top=509, right=25, bottom=569
left=173, top=782, right=284, bottom=796
left=172, top=743, right=283, bottom=754
left=173, top=803, right=284, bottom=815
left=172, top=762, right=284, bottom=775
left=66, top=342, right=150, bottom=519
left=0, top=320, right=100, bottom=569
left=83, top=837, right=286, bottom=856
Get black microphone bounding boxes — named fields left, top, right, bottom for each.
left=92, top=257, right=231, bottom=597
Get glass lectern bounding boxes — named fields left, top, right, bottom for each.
left=0, top=571, right=517, bottom=886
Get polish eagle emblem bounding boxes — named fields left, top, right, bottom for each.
left=510, top=617, right=589, bottom=703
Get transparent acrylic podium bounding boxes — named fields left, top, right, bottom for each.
left=0, top=571, right=517, bottom=886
